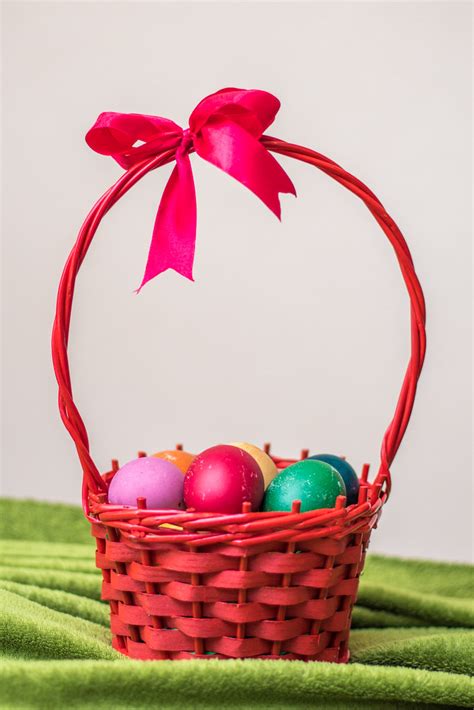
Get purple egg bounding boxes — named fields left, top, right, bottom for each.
left=108, top=456, right=184, bottom=509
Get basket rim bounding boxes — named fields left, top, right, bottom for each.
left=88, top=455, right=385, bottom=549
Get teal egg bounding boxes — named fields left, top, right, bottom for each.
left=262, top=459, right=346, bottom=512
left=308, top=454, right=360, bottom=505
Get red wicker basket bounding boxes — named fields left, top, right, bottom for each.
left=52, top=127, right=426, bottom=662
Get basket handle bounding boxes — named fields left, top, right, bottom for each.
left=52, top=137, right=426, bottom=511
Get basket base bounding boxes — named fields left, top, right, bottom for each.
left=111, top=634, right=350, bottom=663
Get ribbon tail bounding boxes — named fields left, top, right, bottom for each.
left=137, top=151, right=197, bottom=291
left=195, top=121, right=296, bottom=219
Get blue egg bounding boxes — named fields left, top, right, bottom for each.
left=308, top=454, right=360, bottom=505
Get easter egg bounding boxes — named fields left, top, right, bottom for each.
left=152, top=449, right=195, bottom=475
left=183, top=445, right=264, bottom=514
left=228, top=442, right=278, bottom=489
left=263, top=459, right=346, bottom=513
left=308, top=454, right=360, bottom=505
left=108, top=456, right=184, bottom=509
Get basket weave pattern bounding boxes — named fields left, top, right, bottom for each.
left=52, top=136, right=426, bottom=662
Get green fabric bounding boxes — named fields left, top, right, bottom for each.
left=0, top=499, right=472, bottom=709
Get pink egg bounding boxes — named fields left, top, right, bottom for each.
left=108, top=456, right=184, bottom=509
left=183, top=445, right=264, bottom=514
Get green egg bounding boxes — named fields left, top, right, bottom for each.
left=262, top=459, right=346, bottom=512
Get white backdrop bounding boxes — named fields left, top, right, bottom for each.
left=2, top=1, right=472, bottom=561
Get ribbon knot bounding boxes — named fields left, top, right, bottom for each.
left=86, top=87, right=296, bottom=291
left=179, top=128, right=193, bottom=154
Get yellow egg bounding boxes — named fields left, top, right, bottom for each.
left=228, top=442, right=278, bottom=489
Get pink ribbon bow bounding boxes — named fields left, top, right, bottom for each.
left=86, top=87, right=296, bottom=291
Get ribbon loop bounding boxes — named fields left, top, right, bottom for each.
left=86, top=87, right=296, bottom=290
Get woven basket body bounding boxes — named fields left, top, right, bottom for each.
left=89, top=457, right=381, bottom=661
left=52, top=136, right=426, bottom=663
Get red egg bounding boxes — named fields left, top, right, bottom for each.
left=183, top=444, right=264, bottom=514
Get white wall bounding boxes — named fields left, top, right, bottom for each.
left=2, top=1, right=472, bottom=562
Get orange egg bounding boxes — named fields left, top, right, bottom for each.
left=152, top=449, right=195, bottom=475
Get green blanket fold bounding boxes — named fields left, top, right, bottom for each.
left=0, top=499, right=472, bottom=709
